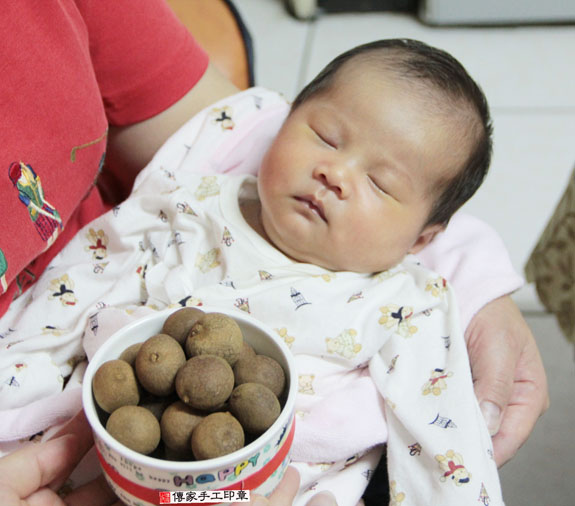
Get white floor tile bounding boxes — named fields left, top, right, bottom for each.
left=460, top=111, right=575, bottom=309
left=500, top=314, right=575, bottom=506
left=304, top=12, right=575, bottom=109
left=235, top=0, right=311, bottom=98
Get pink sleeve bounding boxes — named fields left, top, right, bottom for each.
left=415, top=212, right=524, bottom=329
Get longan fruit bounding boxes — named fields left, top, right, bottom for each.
left=161, top=307, right=204, bottom=346
left=106, top=405, right=161, bottom=455
left=229, top=383, right=281, bottom=435
left=237, top=341, right=256, bottom=362
left=233, top=354, right=286, bottom=398
left=160, top=401, right=204, bottom=454
left=139, top=394, right=175, bottom=421
left=175, top=355, right=234, bottom=411
left=185, top=313, right=243, bottom=366
left=191, top=412, right=244, bottom=460
left=93, top=359, right=140, bottom=413
left=118, top=343, right=142, bottom=366
left=135, top=334, right=186, bottom=396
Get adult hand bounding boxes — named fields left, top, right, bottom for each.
left=0, top=410, right=120, bottom=506
left=465, top=295, right=549, bottom=467
left=234, top=466, right=337, bottom=506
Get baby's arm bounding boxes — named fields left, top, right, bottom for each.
left=416, top=212, right=549, bottom=465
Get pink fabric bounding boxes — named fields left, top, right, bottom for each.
left=415, top=212, right=524, bottom=329
left=291, top=370, right=388, bottom=462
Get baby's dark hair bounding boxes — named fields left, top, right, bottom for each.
left=291, top=38, right=493, bottom=227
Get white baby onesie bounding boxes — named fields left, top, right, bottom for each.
left=0, top=88, right=505, bottom=505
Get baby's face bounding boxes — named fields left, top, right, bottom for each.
left=257, top=67, right=461, bottom=272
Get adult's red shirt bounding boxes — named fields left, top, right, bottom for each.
left=0, top=0, right=208, bottom=317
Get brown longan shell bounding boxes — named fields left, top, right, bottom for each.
left=162, top=307, right=204, bottom=346
left=135, top=334, right=186, bottom=396
left=118, top=343, right=142, bottom=366
left=139, top=393, right=176, bottom=421
left=160, top=401, right=204, bottom=454
left=191, top=412, right=244, bottom=460
left=229, top=383, right=281, bottom=435
left=175, top=355, right=234, bottom=411
left=106, top=405, right=161, bottom=455
left=233, top=355, right=286, bottom=398
left=93, top=359, right=140, bottom=413
left=185, top=313, right=243, bottom=366
left=237, top=341, right=256, bottom=362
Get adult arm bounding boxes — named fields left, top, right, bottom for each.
left=105, top=63, right=239, bottom=195
left=78, top=0, right=240, bottom=201
left=417, top=213, right=549, bottom=466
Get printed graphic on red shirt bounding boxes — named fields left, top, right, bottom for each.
left=0, top=249, right=7, bottom=292
left=9, top=162, right=62, bottom=246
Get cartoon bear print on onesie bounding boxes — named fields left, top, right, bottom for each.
left=425, top=276, right=448, bottom=298
left=85, top=228, right=109, bottom=261
left=298, top=374, right=315, bottom=395
left=389, top=480, right=406, bottom=505
left=422, top=368, right=454, bottom=396
left=195, top=248, right=221, bottom=273
left=210, top=106, right=235, bottom=130
left=275, top=327, right=295, bottom=348
left=435, top=450, right=472, bottom=486
left=194, top=176, right=220, bottom=201
left=378, top=304, right=418, bottom=338
left=48, top=274, right=78, bottom=307
left=325, top=329, right=362, bottom=359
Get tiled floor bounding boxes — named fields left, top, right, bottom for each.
left=499, top=314, right=575, bottom=506
left=234, top=1, right=575, bottom=504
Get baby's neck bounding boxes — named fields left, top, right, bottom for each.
left=240, top=199, right=269, bottom=243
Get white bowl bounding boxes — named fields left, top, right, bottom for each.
left=83, top=306, right=297, bottom=506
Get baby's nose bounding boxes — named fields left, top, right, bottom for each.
left=313, top=162, right=352, bottom=198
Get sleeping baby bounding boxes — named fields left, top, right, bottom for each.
left=0, top=39, right=505, bottom=505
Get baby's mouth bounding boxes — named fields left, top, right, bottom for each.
left=295, top=196, right=327, bottom=222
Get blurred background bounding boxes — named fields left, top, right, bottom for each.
left=175, top=1, right=575, bottom=503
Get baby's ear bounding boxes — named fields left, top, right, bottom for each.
left=408, top=223, right=445, bottom=254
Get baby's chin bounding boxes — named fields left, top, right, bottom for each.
left=261, top=220, right=398, bottom=273
left=290, top=251, right=395, bottom=274
left=322, top=254, right=404, bottom=274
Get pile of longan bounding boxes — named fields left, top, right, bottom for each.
left=92, top=308, right=286, bottom=461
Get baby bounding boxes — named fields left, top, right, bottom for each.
left=0, top=39, right=504, bottom=505
left=245, top=39, right=491, bottom=273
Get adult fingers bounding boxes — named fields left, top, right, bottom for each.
left=0, top=433, right=79, bottom=501
left=244, top=466, right=338, bottom=506
left=491, top=395, right=537, bottom=466
left=466, top=296, right=549, bottom=466
left=465, top=296, right=523, bottom=436
left=63, top=474, right=120, bottom=506
left=305, top=491, right=338, bottom=506
left=467, top=329, right=518, bottom=436
left=491, top=331, right=549, bottom=466
left=52, top=409, right=94, bottom=459
left=48, top=410, right=95, bottom=491
left=235, top=466, right=300, bottom=506
left=22, top=487, right=67, bottom=506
